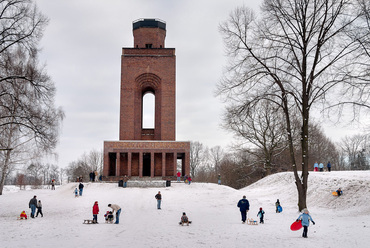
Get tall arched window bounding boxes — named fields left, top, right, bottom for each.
left=142, top=92, right=155, bottom=128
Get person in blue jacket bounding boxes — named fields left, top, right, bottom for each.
left=296, top=208, right=315, bottom=238
left=237, top=195, right=250, bottom=223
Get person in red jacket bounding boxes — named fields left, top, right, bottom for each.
left=92, top=201, right=99, bottom=223
left=20, top=211, right=27, bottom=219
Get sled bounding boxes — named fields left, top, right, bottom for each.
left=83, top=220, right=96, bottom=224
left=17, top=217, right=27, bottom=220
left=332, top=191, right=343, bottom=196
left=179, top=221, right=192, bottom=226
left=277, top=205, right=283, bottom=212
left=247, top=218, right=258, bottom=225
left=290, top=220, right=302, bottom=231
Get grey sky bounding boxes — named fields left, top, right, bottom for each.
left=36, top=0, right=366, bottom=168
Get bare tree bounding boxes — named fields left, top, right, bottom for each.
left=189, top=141, right=206, bottom=179
left=339, top=134, right=369, bottom=170
left=0, top=1, right=64, bottom=195
left=224, top=100, right=289, bottom=175
left=218, top=1, right=370, bottom=211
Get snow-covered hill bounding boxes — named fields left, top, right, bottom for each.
left=1, top=171, right=369, bottom=248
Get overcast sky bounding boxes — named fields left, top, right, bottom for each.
left=36, top=0, right=366, bottom=168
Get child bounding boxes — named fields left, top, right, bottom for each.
left=36, top=200, right=43, bottom=217
left=336, top=188, right=342, bottom=196
left=179, top=212, right=191, bottom=226
left=92, top=201, right=99, bottom=224
left=257, top=207, right=265, bottom=224
left=74, top=188, right=78, bottom=197
left=105, top=211, right=114, bottom=223
left=275, top=199, right=281, bottom=213
left=20, top=211, right=27, bottom=219
left=296, top=208, right=315, bottom=238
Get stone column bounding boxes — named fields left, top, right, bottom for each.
left=173, top=152, right=177, bottom=176
left=116, top=152, right=121, bottom=177
left=162, top=152, right=166, bottom=177
left=151, top=152, right=154, bottom=178
left=185, top=151, right=190, bottom=176
left=139, top=151, right=143, bottom=177
left=128, top=152, right=132, bottom=177
left=103, top=151, right=109, bottom=176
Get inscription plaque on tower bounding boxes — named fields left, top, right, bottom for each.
left=103, top=19, right=190, bottom=181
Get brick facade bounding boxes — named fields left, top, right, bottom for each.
left=103, top=19, right=190, bottom=180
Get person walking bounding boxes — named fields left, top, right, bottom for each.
left=108, top=204, right=121, bottom=224
left=218, top=174, right=221, bottom=185
left=155, top=191, right=162, bottom=209
left=29, top=195, right=37, bottom=218
left=78, top=182, right=84, bottom=196
left=36, top=200, right=43, bottom=217
left=296, top=208, right=315, bottom=238
left=92, top=201, right=99, bottom=223
left=237, top=195, right=249, bottom=223
left=257, top=207, right=265, bottom=224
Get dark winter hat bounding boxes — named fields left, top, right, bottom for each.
left=108, top=204, right=111, bottom=207
left=260, top=207, right=262, bottom=210
left=183, top=212, right=186, bottom=215
left=243, top=195, right=246, bottom=199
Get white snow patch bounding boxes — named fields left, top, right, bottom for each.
left=1, top=171, right=369, bottom=248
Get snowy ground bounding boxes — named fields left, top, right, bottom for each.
left=1, top=171, right=370, bottom=248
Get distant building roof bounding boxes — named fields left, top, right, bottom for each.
left=133, top=18, right=166, bottom=31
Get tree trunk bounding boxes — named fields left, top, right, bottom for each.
left=0, top=150, right=12, bottom=195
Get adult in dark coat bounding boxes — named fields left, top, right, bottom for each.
left=237, top=195, right=250, bottom=223
left=78, top=182, right=84, bottom=196
left=29, top=195, right=37, bottom=218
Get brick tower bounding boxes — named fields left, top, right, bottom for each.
left=103, top=19, right=190, bottom=180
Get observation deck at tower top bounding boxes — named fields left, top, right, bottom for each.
left=133, top=18, right=166, bottom=31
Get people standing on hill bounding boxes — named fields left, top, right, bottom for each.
left=257, top=207, right=265, bottom=224
left=29, top=195, right=37, bottom=218
left=92, top=201, right=99, bottom=223
left=36, top=200, right=43, bottom=217
left=218, top=174, right=221, bottom=185
left=237, top=195, right=249, bottom=223
left=327, top=161, right=332, bottom=172
left=313, top=162, right=319, bottom=172
left=108, top=204, right=121, bottom=224
left=51, top=179, right=55, bottom=190
left=319, top=162, right=324, bottom=172
left=94, top=171, right=98, bottom=182
left=155, top=191, right=162, bottom=209
left=78, top=182, right=84, bottom=196
left=275, top=199, right=281, bottom=213
left=296, top=208, right=315, bottom=238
